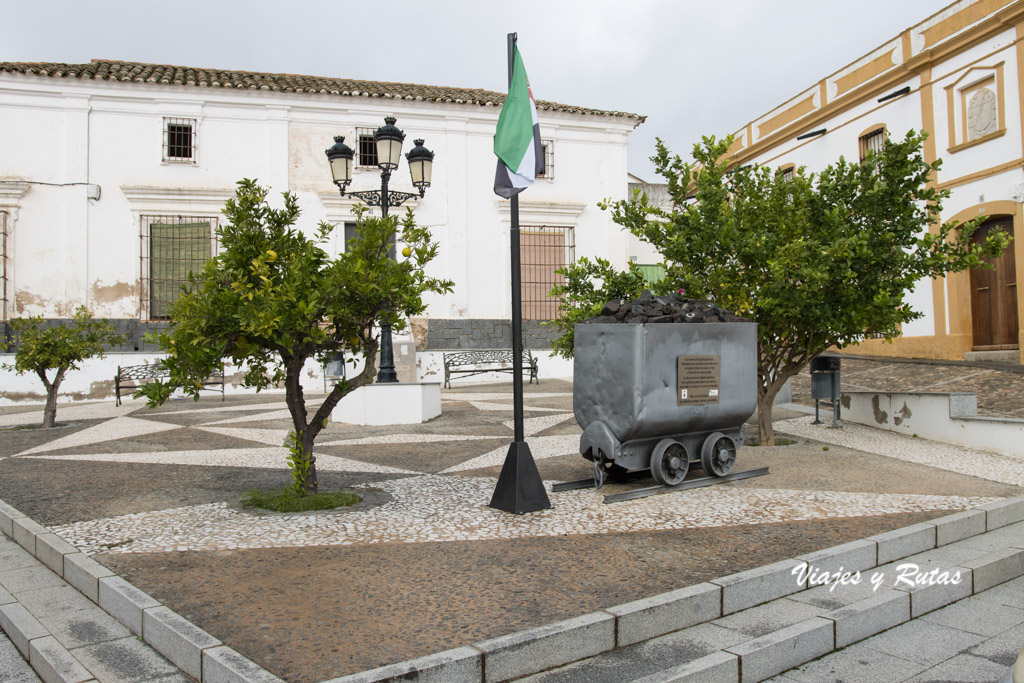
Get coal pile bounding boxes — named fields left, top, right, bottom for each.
left=585, top=290, right=751, bottom=324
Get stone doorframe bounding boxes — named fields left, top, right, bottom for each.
left=944, top=200, right=1024, bottom=361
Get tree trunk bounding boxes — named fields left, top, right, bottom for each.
left=283, top=357, right=318, bottom=495
left=39, top=368, right=65, bottom=429
left=42, top=389, right=58, bottom=429
left=281, top=338, right=383, bottom=496
left=756, top=383, right=780, bottom=446
left=299, top=429, right=318, bottom=496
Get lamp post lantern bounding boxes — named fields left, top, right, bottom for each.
left=325, top=116, right=434, bottom=383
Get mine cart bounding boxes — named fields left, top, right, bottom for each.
left=573, top=321, right=758, bottom=488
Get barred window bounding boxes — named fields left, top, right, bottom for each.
left=1, top=211, right=7, bottom=323
left=780, top=165, right=795, bottom=182
left=140, top=215, right=217, bottom=320
left=163, top=118, right=197, bottom=163
left=520, top=226, right=575, bottom=320
left=859, top=127, right=886, bottom=162
left=537, top=140, right=554, bottom=179
left=356, top=128, right=378, bottom=168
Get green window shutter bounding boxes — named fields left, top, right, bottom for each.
left=637, top=264, right=666, bottom=285
left=150, top=221, right=211, bottom=319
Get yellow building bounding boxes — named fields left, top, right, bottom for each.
left=728, top=0, right=1024, bottom=362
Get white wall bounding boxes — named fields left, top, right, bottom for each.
left=0, top=69, right=638, bottom=403
left=0, top=73, right=637, bottom=324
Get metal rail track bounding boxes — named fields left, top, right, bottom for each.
left=552, top=467, right=770, bottom=504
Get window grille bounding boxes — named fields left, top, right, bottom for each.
left=140, top=215, right=217, bottom=320
left=537, top=140, right=554, bottom=179
left=1, top=211, right=7, bottom=323
left=356, top=128, right=378, bottom=168
left=780, top=166, right=795, bottom=182
left=163, top=118, right=197, bottom=163
left=520, top=225, right=575, bottom=320
left=859, top=127, right=886, bottom=162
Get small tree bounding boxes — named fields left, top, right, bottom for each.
left=2, top=306, right=124, bottom=428
left=138, top=179, right=453, bottom=494
left=553, top=131, right=1008, bottom=444
left=547, top=257, right=650, bottom=359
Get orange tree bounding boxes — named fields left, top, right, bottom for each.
left=138, top=179, right=452, bottom=493
left=2, top=306, right=123, bottom=428
left=552, top=131, right=1008, bottom=444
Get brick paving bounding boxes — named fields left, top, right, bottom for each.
left=0, top=363, right=1022, bottom=681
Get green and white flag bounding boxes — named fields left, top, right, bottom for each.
left=494, top=45, right=543, bottom=198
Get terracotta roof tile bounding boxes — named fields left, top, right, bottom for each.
left=0, top=59, right=645, bottom=124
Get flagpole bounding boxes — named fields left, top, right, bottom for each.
left=508, top=32, right=526, bottom=445
left=489, top=32, right=551, bottom=514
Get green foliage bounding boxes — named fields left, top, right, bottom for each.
left=2, top=306, right=123, bottom=427
left=2, top=306, right=123, bottom=376
left=138, top=179, right=453, bottom=493
left=548, top=258, right=653, bottom=358
left=240, top=488, right=360, bottom=512
left=284, top=430, right=312, bottom=495
left=554, top=131, right=1009, bottom=443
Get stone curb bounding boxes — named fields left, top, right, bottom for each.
left=323, top=646, right=482, bottom=683
left=309, top=496, right=1024, bottom=682
left=725, top=616, right=835, bottom=683
left=29, top=635, right=96, bottom=683
left=0, top=496, right=282, bottom=683
left=143, top=605, right=223, bottom=680
left=475, top=611, right=615, bottom=683
left=606, top=582, right=721, bottom=647
left=630, top=650, right=739, bottom=682
left=822, top=589, right=910, bottom=648
left=1, top=491, right=1022, bottom=683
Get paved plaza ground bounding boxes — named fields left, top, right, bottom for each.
left=0, top=355, right=1023, bottom=681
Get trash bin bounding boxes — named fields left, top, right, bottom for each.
left=810, top=355, right=840, bottom=426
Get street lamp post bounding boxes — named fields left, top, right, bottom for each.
left=325, top=117, right=434, bottom=383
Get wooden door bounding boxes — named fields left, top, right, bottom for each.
left=970, top=216, right=1018, bottom=349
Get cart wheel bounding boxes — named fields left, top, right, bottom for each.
left=651, top=439, right=688, bottom=486
left=701, top=432, right=736, bottom=477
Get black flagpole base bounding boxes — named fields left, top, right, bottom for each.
left=488, top=441, right=552, bottom=514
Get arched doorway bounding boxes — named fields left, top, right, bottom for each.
left=970, top=216, right=1018, bottom=349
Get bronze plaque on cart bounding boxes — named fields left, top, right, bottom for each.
left=677, top=355, right=721, bottom=406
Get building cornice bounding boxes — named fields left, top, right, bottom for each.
left=495, top=200, right=587, bottom=227
left=121, top=186, right=235, bottom=214
left=728, top=1, right=1024, bottom=166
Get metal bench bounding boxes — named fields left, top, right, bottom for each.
left=442, top=348, right=538, bottom=389
left=115, top=362, right=225, bottom=405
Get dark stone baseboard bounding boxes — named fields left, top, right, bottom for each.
left=1, top=319, right=171, bottom=353
left=425, top=318, right=560, bottom=350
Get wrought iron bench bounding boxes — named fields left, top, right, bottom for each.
left=115, top=362, right=225, bottom=405
left=443, top=348, right=538, bottom=389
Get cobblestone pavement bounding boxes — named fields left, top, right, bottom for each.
left=0, top=372, right=1022, bottom=681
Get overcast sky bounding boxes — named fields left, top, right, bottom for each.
left=3, top=0, right=953, bottom=180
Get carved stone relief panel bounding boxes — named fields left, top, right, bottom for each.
left=967, top=87, right=998, bottom=141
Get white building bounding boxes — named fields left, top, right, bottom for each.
left=0, top=59, right=643, bottom=403
left=725, top=0, right=1024, bottom=362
